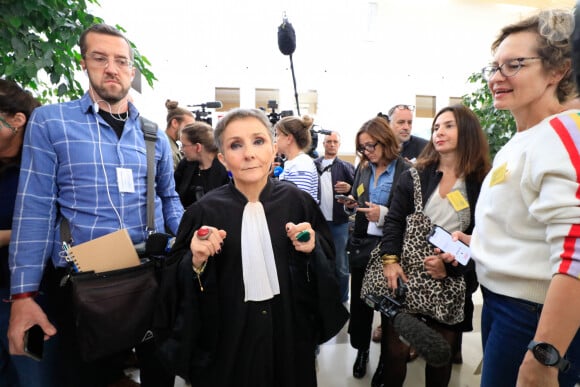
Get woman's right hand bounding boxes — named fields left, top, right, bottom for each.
left=337, top=195, right=357, bottom=209
left=382, top=262, right=408, bottom=290
left=190, top=226, right=227, bottom=269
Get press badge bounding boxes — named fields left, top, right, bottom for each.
left=489, top=162, right=508, bottom=187
left=116, top=168, right=135, bottom=193
left=357, top=183, right=365, bottom=198
left=446, top=190, right=468, bottom=212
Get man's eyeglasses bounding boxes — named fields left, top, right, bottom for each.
left=481, top=57, right=542, bottom=81
left=0, top=116, right=17, bottom=135
left=388, top=104, right=415, bottom=117
left=85, top=53, right=133, bottom=70
left=357, top=142, right=379, bottom=153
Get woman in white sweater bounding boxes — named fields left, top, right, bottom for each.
left=450, top=9, right=580, bottom=387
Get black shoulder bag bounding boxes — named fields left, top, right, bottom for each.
left=60, top=117, right=164, bottom=362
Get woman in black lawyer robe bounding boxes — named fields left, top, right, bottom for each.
left=155, top=108, right=349, bottom=387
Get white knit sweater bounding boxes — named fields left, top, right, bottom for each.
left=471, top=110, right=580, bottom=304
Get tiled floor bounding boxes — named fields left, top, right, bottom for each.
left=132, top=290, right=485, bottom=386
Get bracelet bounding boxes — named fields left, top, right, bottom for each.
left=192, top=261, right=207, bottom=292
left=381, top=254, right=399, bottom=266
left=4, top=291, right=39, bottom=303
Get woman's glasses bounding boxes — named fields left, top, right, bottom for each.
left=481, top=57, right=542, bottom=81
left=357, top=142, right=379, bottom=153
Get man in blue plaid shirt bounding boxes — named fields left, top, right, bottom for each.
left=7, top=24, right=183, bottom=386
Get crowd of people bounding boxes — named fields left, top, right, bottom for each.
left=1, top=7, right=580, bottom=387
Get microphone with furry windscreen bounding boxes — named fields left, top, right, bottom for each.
left=277, top=13, right=301, bottom=116
left=278, top=16, right=296, bottom=56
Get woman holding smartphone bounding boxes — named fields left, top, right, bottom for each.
left=377, top=104, right=490, bottom=386
left=341, top=116, right=409, bottom=384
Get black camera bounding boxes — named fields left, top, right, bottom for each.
left=188, top=101, right=222, bottom=126
left=364, top=277, right=408, bottom=319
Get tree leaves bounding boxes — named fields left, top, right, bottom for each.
left=462, top=72, right=516, bottom=161
left=0, top=0, right=156, bottom=103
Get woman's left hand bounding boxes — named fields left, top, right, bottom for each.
left=286, top=222, right=316, bottom=253
left=424, top=255, right=447, bottom=279
left=357, top=202, right=380, bottom=223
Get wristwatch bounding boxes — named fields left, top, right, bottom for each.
left=527, top=340, right=570, bottom=372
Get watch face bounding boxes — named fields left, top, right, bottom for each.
left=533, top=342, right=559, bottom=366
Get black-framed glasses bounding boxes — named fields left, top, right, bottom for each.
left=481, top=57, right=542, bottom=81
left=357, top=142, right=379, bottom=153
left=388, top=104, right=415, bottom=117
left=0, top=115, right=17, bottom=135
left=85, top=53, right=133, bottom=70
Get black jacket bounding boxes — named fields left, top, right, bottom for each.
left=174, top=157, right=230, bottom=208
left=313, top=156, right=355, bottom=224
left=378, top=163, right=482, bottom=330
left=400, top=135, right=428, bottom=160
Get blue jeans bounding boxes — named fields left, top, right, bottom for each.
left=480, top=287, right=580, bottom=387
left=0, top=288, right=59, bottom=387
left=327, top=221, right=350, bottom=303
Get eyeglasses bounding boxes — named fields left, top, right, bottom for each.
left=388, top=104, right=415, bottom=117
left=357, top=142, right=379, bottom=153
left=85, top=53, right=133, bottom=70
left=0, top=115, right=17, bottom=135
left=481, top=57, right=542, bottom=81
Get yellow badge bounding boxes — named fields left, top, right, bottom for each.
left=489, top=162, right=508, bottom=187
left=356, top=183, right=365, bottom=197
left=446, top=190, right=469, bottom=212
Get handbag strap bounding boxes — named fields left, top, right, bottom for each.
left=409, top=168, right=424, bottom=212
left=61, top=117, right=158, bottom=243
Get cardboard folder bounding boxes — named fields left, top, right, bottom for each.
left=67, top=229, right=140, bottom=273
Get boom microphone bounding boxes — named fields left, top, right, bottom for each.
left=365, top=293, right=451, bottom=367
left=278, top=16, right=296, bottom=56
left=188, top=101, right=222, bottom=109
left=392, top=313, right=451, bottom=367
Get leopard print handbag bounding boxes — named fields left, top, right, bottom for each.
left=360, top=168, right=466, bottom=325
left=400, top=168, right=466, bottom=325
left=360, top=242, right=389, bottom=299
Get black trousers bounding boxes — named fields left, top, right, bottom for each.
left=347, top=265, right=374, bottom=350
left=41, top=263, right=174, bottom=387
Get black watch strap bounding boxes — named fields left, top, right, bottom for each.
left=527, top=340, right=571, bottom=372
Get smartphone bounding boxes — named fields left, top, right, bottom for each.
left=335, top=194, right=356, bottom=204
left=427, top=225, right=471, bottom=266
left=24, top=324, right=44, bottom=361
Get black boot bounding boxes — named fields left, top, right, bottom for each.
left=353, top=349, right=369, bottom=379
left=371, top=357, right=384, bottom=387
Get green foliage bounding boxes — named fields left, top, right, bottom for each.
left=0, top=0, right=156, bottom=103
left=462, top=72, right=516, bottom=160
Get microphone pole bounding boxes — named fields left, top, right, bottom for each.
left=289, top=52, right=300, bottom=116
left=278, top=13, right=300, bottom=116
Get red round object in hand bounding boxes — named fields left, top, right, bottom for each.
left=197, top=227, right=211, bottom=240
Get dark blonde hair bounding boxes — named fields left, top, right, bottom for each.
left=274, top=115, right=314, bottom=151
left=415, top=105, right=491, bottom=183
left=181, top=121, right=218, bottom=153
left=355, top=116, right=400, bottom=168
left=491, top=10, right=575, bottom=102
left=165, top=100, right=194, bottom=129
